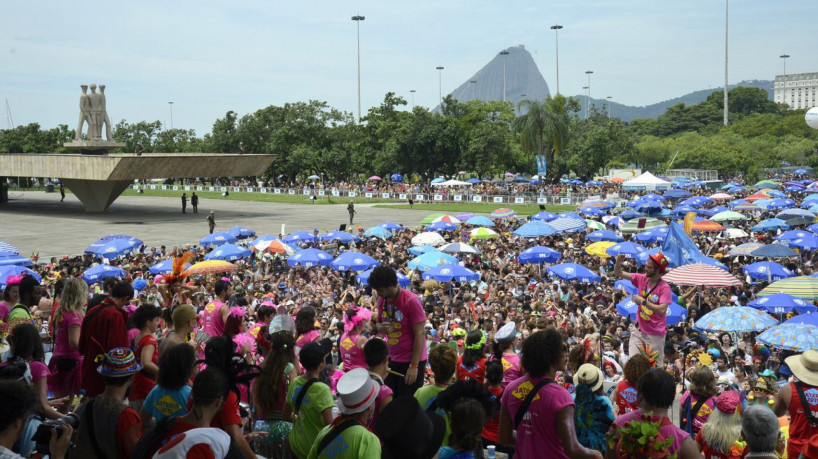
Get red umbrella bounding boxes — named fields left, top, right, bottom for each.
left=663, top=263, right=742, bottom=287
left=691, top=220, right=725, bottom=232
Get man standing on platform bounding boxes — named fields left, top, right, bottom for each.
left=181, top=193, right=187, bottom=214
left=614, top=253, right=671, bottom=366
left=191, top=192, right=199, bottom=213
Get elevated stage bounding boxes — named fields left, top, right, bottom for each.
left=0, top=153, right=275, bottom=212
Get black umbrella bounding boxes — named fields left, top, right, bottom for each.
left=785, top=217, right=813, bottom=227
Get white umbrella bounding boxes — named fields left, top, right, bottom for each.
left=411, top=232, right=446, bottom=247
left=724, top=228, right=749, bottom=239
left=439, top=242, right=482, bottom=255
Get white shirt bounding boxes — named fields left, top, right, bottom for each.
left=0, top=446, right=24, bottom=459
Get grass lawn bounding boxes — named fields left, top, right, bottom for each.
left=120, top=189, right=396, bottom=204
left=374, top=202, right=575, bottom=215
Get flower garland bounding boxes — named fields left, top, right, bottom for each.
left=465, top=332, right=486, bottom=351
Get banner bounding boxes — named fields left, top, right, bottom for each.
left=536, top=155, right=547, bottom=177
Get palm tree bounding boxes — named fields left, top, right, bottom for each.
left=513, top=95, right=571, bottom=182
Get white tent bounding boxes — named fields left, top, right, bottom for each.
left=433, top=179, right=472, bottom=187
left=621, top=171, right=672, bottom=191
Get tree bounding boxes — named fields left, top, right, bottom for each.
left=707, top=87, right=784, bottom=116
left=0, top=123, right=73, bottom=153
left=113, top=120, right=163, bottom=153
left=513, top=95, right=574, bottom=182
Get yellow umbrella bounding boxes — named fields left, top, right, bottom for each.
left=585, top=241, right=616, bottom=257
left=182, top=260, right=238, bottom=277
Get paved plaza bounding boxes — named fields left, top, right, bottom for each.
left=1, top=191, right=432, bottom=259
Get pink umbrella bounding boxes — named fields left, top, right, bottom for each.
left=663, top=263, right=742, bottom=287
left=369, top=175, right=382, bottom=181
left=504, top=172, right=517, bottom=177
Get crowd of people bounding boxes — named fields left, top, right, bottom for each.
left=1, top=173, right=818, bottom=459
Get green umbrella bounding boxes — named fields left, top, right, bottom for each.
left=585, top=219, right=606, bottom=230
left=470, top=227, right=499, bottom=240
left=710, top=211, right=747, bottom=222
left=620, top=218, right=666, bottom=234
left=420, top=213, right=447, bottom=225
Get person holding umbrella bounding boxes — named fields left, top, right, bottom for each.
left=614, top=252, right=672, bottom=366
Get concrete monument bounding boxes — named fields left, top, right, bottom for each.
left=64, top=83, right=125, bottom=154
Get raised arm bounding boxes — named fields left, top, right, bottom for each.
left=613, top=255, right=632, bottom=281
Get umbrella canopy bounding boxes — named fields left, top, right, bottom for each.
left=390, top=173, right=403, bottom=182
left=746, top=293, right=817, bottom=314
left=606, top=241, right=648, bottom=258
left=378, top=222, right=404, bottom=231
left=742, top=262, right=795, bottom=282
left=407, top=251, right=459, bottom=271
left=357, top=268, right=410, bottom=287
left=663, top=263, right=742, bottom=287
left=727, top=242, right=764, bottom=257
left=226, top=226, right=256, bottom=239
left=548, top=217, right=587, bottom=233
left=408, top=245, right=438, bottom=256
left=465, top=216, right=495, bottom=227
left=369, top=175, right=382, bottom=181
left=512, top=221, right=557, bottom=238
left=605, top=217, right=625, bottom=228
left=0, top=266, right=41, bottom=289
left=695, top=306, right=778, bottom=333
left=755, top=179, right=779, bottom=188
left=776, top=208, right=815, bottom=220
left=456, top=213, right=476, bottom=221
left=664, top=189, right=692, bottom=199
left=586, top=230, right=624, bottom=242
left=282, top=231, right=318, bottom=244
left=518, top=246, right=562, bottom=264
left=531, top=211, right=558, bottom=222
left=255, top=240, right=296, bottom=255
left=420, top=213, right=447, bottom=225
left=785, top=216, right=813, bottom=227
left=0, top=241, right=20, bottom=254
left=585, top=241, right=616, bottom=258
left=287, top=248, right=333, bottom=267
left=427, top=221, right=459, bottom=232
left=616, top=298, right=687, bottom=326
left=320, top=231, right=361, bottom=244
left=0, top=252, right=33, bottom=267
left=182, top=260, right=237, bottom=277
left=465, top=178, right=481, bottom=184
left=249, top=234, right=279, bottom=246
left=82, top=265, right=126, bottom=284
left=621, top=218, right=665, bottom=234
left=422, top=264, right=480, bottom=283
left=756, top=322, right=818, bottom=352
left=586, top=220, right=606, bottom=231
left=709, top=193, right=733, bottom=200
left=634, top=227, right=669, bottom=244
left=307, top=174, right=320, bottom=180
left=752, top=219, right=790, bottom=232
left=690, top=220, right=725, bottom=232
left=784, top=314, right=818, bottom=326
left=330, top=252, right=380, bottom=271
left=200, top=232, right=238, bottom=247
left=85, top=236, right=143, bottom=258
left=204, top=243, right=252, bottom=261
left=490, top=208, right=517, bottom=218
left=767, top=199, right=797, bottom=210
left=710, top=211, right=746, bottom=222
left=469, top=228, right=499, bottom=240
left=432, top=215, right=461, bottom=224
left=790, top=235, right=818, bottom=251
left=363, top=226, right=393, bottom=238
left=579, top=206, right=606, bottom=217
left=546, top=263, right=601, bottom=283
left=759, top=276, right=818, bottom=299
left=440, top=242, right=481, bottom=255
left=750, top=244, right=799, bottom=258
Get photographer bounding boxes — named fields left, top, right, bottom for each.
left=0, top=380, right=72, bottom=459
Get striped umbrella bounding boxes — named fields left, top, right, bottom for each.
left=0, top=241, right=20, bottom=254
left=620, top=218, right=666, bottom=234
left=691, top=220, right=725, bottom=232
left=663, top=263, right=742, bottom=287
left=758, top=276, right=818, bottom=300
left=695, top=306, right=778, bottom=333
left=585, top=219, right=606, bottom=230
left=549, top=217, right=586, bottom=233
left=490, top=208, right=517, bottom=218
left=469, top=228, right=499, bottom=240
left=432, top=215, right=462, bottom=225
left=420, top=213, right=447, bottom=225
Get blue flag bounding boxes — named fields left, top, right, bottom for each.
left=661, top=221, right=705, bottom=267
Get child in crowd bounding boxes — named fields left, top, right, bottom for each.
left=415, top=344, right=457, bottom=447
left=364, top=337, right=394, bottom=430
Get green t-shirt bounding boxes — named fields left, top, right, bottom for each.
left=306, top=423, right=381, bottom=459
left=286, top=376, right=335, bottom=459
left=414, top=384, right=450, bottom=446
left=6, top=304, right=32, bottom=322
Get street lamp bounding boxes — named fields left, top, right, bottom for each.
left=352, top=15, right=365, bottom=124
left=606, top=96, right=613, bottom=118
left=585, top=70, right=594, bottom=119
left=582, top=86, right=589, bottom=120
left=550, top=24, right=563, bottom=95
left=469, top=80, right=477, bottom=101
left=723, top=0, right=729, bottom=126
left=499, top=50, right=510, bottom=102
left=436, top=66, right=445, bottom=105
left=780, top=54, right=790, bottom=75
left=168, top=101, right=174, bottom=130
left=410, top=89, right=416, bottom=109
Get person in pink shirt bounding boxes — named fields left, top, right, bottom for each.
left=294, top=305, right=320, bottom=353
left=369, top=266, right=427, bottom=397
left=202, top=279, right=231, bottom=338
left=614, top=252, right=672, bottom=365
left=47, top=278, right=88, bottom=404
left=0, top=276, right=21, bottom=322
left=490, top=322, right=521, bottom=388
left=339, top=306, right=370, bottom=372
left=499, top=328, right=601, bottom=459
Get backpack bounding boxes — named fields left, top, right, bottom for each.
left=680, top=394, right=708, bottom=435
left=130, top=416, right=180, bottom=459
left=0, top=356, right=32, bottom=385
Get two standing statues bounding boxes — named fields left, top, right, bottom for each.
left=75, top=84, right=113, bottom=141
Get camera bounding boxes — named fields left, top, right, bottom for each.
left=31, top=413, right=79, bottom=456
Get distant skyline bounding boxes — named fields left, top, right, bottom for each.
left=2, top=0, right=817, bottom=135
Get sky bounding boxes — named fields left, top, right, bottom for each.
left=2, top=0, right=817, bottom=136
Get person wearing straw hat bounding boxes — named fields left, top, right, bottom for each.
left=774, top=350, right=818, bottom=459
left=573, top=363, right=615, bottom=453
left=73, top=347, right=144, bottom=459
left=306, top=368, right=381, bottom=459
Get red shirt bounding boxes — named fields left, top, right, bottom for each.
left=78, top=300, right=129, bottom=397
left=186, top=388, right=242, bottom=429
left=115, top=407, right=143, bottom=459
left=130, top=334, right=158, bottom=400
left=788, top=381, right=818, bottom=459
left=614, top=380, right=638, bottom=415
left=456, top=356, right=486, bottom=384
left=481, top=386, right=503, bottom=443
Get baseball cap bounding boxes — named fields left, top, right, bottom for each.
left=299, top=338, right=332, bottom=369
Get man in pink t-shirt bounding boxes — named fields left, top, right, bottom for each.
left=614, top=252, right=672, bottom=366
left=202, top=280, right=231, bottom=338
left=369, top=266, right=427, bottom=397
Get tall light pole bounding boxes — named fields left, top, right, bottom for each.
left=499, top=50, right=510, bottom=102
left=723, top=0, right=729, bottom=126
left=168, top=101, right=174, bottom=129
left=550, top=24, right=563, bottom=95
left=436, top=66, right=445, bottom=105
left=582, top=86, right=589, bottom=120
left=585, top=70, right=594, bottom=119
left=780, top=54, right=790, bottom=75
left=469, top=80, right=477, bottom=101
left=352, top=15, right=365, bottom=124
left=410, top=89, right=416, bottom=109
left=606, top=96, right=613, bottom=118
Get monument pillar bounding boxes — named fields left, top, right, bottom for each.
left=61, top=179, right=131, bottom=212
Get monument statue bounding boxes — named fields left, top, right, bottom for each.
left=99, top=85, right=114, bottom=140
left=87, top=84, right=102, bottom=140
left=65, top=83, right=124, bottom=154
left=75, top=85, right=91, bottom=141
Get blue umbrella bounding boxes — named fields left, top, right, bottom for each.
left=619, top=209, right=644, bottom=220
left=747, top=293, right=817, bottom=314
left=784, top=313, right=818, bottom=326
left=82, top=265, right=126, bottom=284
left=795, top=168, right=809, bottom=175
left=558, top=212, right=583, bottom=220
left=804, top=194, right=818, bottom=202
left=427, top=221, right=458, bottom=232
left=148, top=259, right=192, bottom=275
left=642, top=193, right=665, bottom=202
left=614, top=279, right=638, bottom=294
left=513, top=221, right=557, bottom=238
left=751, top=244, right=798, bottom=258
left=465, top=216, right=495, bottom=227
left=431, top=177, right=444, bottom=184
left=776, top=230, right=813, bottom=241
left=320, top=231, right=361, bottom=244
left=0, top=266, right=41, bottom=288
left=579, top=206, right=606, bottom=217
left=616, top=298, right=688, bottom=326
left=204, top=244, right=252, bottom=261
left=742, top=262, right=795, bottom=282
left=0, top=252, right=33, bottom=267
left=585, top=230, right=624, bottom=242
left=518, top=246, right=562, bottom=264
left=390, top=173, right=403, bottom=182
left=331, top=251, right=380, bottom=271
left=200, top=232, right=238, bottom=247
left=226, top=226, right=256, bottom=239
left=546, top=263, right=601, bottom=283
left=0, top=240, right=20, bottom=254
left=378, top=222, right=404, bottom=231
left=756, top=322, right=818, bottom=352
left=776, top=208, right=814, bottom=220
left=695, top=306, right=778, bottom=333
left=364, top=226, right=392, bottom=238
left=606, top=241, right=647, bottom=258
left=531, top=211, right=558, bottom=222
left=767, top=198, right=796, bottom=210
left=753, top=219, right=790, bottom=232
left=407, top=251, right=458, bottom=271
left=422, top=264, right=480, bottom=283
left=670, top=206, right=697, bottom=218
left=282, top=231, right=318, bottom=244
left=466, top=178, right=481, bottom=184
left=84, top=237, right=142, bottom=258
left=548, top=217, right=586, bottom=233
left=790, top=235, right=818, bottom=251
left=634, top=226, right=669, bottom=244
left=357, top=268, right=410, bottom=287
left=408, top=245, right=437, bottom=256
left=605, top=217, right=624, bottom=228
left=664, top=189, right=692, bottom=199
left=808, top=223, right=818, bottom=234
left=786, top=186, right=805, bottom=192
left=287, top=248, right=333, bottom=267
left=586, top=180, right=603, bottom=186
left=728, top=186, right=745, bottom=194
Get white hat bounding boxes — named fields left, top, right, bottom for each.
left=494, top=322, right=516, bottom=342
left=336, top=368, right=379, bottom=415
left=785, top=350, right=818, bottom=387
left=153, top=427, right=231, bottom=459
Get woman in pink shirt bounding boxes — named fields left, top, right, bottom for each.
left=490, top=322, right=520, bottom=388
left=294, top=305, right=320, bottom=353
left=339, top=306, right=371, bottom=372
left=47, top=278, right=87, bottom=406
